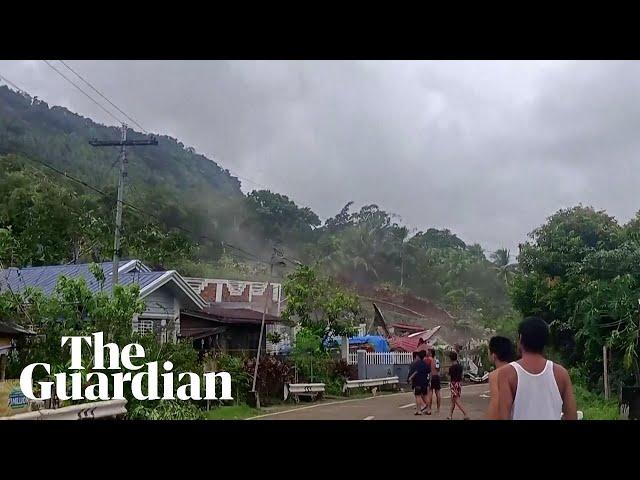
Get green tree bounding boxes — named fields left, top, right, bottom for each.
left=282, top=265, right=361, bottom=345
left=244, top=190, right=320, bottom=245
left=2, top=270, right=201, bottom=417
left=511, top=205, right=640, bottom=389
left=491, top=248, right=516, bottom=285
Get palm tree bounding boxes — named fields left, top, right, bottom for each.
left=490, top=248, right=515, bottom=285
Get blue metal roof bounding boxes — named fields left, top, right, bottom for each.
left=0, top=261, right=162, bottom=297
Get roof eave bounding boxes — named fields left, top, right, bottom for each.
left=139, top=271, right=207, bottom=311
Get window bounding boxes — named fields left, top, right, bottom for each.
left=133, top=319, right=154, bottom=335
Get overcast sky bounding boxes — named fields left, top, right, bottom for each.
left=1, top=60, right=638, bottom=255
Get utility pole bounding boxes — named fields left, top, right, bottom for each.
left=603, top=345, right=610, bottom=400
left=251, top=249, right=286, bottom=408
left=400, top=243, right=404, bottom=288
left=89, top=124, right=157, bottom=292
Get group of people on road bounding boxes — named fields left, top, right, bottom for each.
left=408, top=316, right=578, bottom=420
left=408, top=345, right=467, bottom=419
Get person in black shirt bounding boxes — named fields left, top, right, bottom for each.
left=447, top=351, right=469, bottom=420
left=407, top=350, right=428, bottom=415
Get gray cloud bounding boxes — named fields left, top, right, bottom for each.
left=1, top=60, right=637, bottom=254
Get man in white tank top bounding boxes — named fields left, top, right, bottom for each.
left=498, top=317, right=577, bottom=420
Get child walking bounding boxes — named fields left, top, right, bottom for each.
left=447, top=351, right=469, bottom=420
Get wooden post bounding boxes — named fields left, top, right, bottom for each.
left=0, top=353, right=7, bottom=382
left=603, top=345, right=610, bottom=400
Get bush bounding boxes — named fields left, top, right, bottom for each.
left=204, top=352, right=294, bottom=406
left=128, top=400, right=206, bottom=420
left=574, top=384, right=619, bottom=420
left=203, top=352, right=251, bottom=403
left=569, top=366, right=619, bottom=420
left=329, top=359, right=357, bottom=382
left=245, top=355, right=294, bottom=404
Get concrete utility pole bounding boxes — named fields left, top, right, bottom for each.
left=89, top=124, right=157, bottom=291
left=251, top=249, right=286, bottom=408
left=603, top=345, right=610, bottom=400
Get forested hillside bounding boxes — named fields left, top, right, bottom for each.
left=0, top=85, right=516, bottom=333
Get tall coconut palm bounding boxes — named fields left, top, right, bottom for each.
left=490, top=248, right=515, bottom=285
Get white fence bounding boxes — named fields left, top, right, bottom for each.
left=347, top=351, right=414, bottom=365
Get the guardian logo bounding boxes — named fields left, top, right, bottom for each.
left=19, top=332, right=232, bottom=402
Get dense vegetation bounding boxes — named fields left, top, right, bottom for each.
left=0, top=85, right=515, bottom=335
left=0, top=273, right=203, bottom=419
left=4, top=84, right=637, bottom=404
left=512, top=205, right=640, bottom=394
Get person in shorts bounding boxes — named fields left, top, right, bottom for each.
left=427, top=348, right=442, bottom=414
left=447, top=351, right=469, bottom=420
left=408, top=350, right=428, bottom=415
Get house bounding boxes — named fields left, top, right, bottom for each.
left=184, top=277, right=284, bottom=316
left=185, top=276, right=289, bottom=354
left=0, top=260, right=206, bottom=344
left=388, top=326, right=442, bottom=352
left=389, top=322, right=427, bottom=337
left=0, top=318, right=34, bottom=381
left=180, top=306, right=280, bottom=355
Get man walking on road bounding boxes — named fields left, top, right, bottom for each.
left=408, top=350, right=429, bottom=415
left=485, top=336, right=515, bottom=419
left=427, top=348, right=441, bottom=414
left=447, top=351, right=469, bottom=420
left=498, top=317, right=578, bottom=420
left=422, top=347, right=434, bottom=415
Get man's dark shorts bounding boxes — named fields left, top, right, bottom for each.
left=414, top=385, right=428, bottom=395
left=430, top=375, right=441, bottom=391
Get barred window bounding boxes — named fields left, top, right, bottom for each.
left=133, top=319, right=154, bottom=335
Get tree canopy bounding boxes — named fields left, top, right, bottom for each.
left=511, top=205, right=640, bottom=388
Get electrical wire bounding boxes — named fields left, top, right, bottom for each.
left=42, top=60, right=124, bottom=126
left=59, top=60, right=149, bottom=134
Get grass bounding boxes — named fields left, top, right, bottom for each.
left=205, top=404, right=262, bottom=420
left=574, top=384, right=619, bottom=420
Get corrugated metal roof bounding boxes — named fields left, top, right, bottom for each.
left=182, top=307, right=280, bottom=325
left=0, top=261, right=161, bottom=297
left=0, top=319, right=35, bottom=335
left=388, top=326, right=441, bottom=352
left=391, top=323, right=425, bottom=332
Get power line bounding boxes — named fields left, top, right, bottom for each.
left=42, top=60, right=124, bottom=126
left=57, top=62, right=272, bottom=191
left=58, top=60, right=149, bottom=134
left=22, top=155, right=272, bottom=266
left=21, top=63, right=299, bottom=265
left=19, top=62, right=272, bottom=194
left=52, top=60, right=271, bottom=191
left=0, top=73, right=27, bottom=95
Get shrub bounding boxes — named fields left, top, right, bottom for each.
left=329, top=358, right=357, bottom=381
left=245, top=355, right=294, bottom=404
left=574, top=384, right=619, bottom=420
left=203, top=352, right=251, bottom=403
left=128, top=400, right=205, bottom=420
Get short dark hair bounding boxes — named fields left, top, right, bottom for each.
left=418, top=350, right=427, bottom=360
left=429, top=348, right=436, bottom=357
left=448, top=351, right=457, bottom=361
left=489, top=336, right=515, bottom=362
left=518, top=317, right=549, bottom=354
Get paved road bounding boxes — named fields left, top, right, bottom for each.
left=250, top=383, right=490, bottom=420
